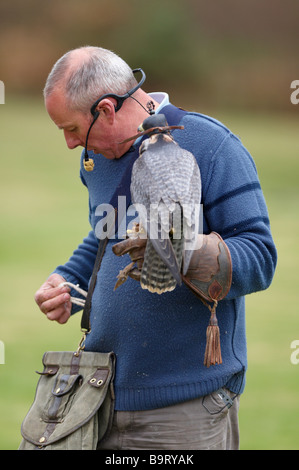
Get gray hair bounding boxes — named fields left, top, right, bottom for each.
left=43, top=46, right=138, bottom=113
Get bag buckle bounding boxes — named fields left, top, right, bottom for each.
left=74, top=330, right=88, bottom=357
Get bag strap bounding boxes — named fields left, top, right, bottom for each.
left=80, top=146, right=140, bottom=332
left=80, top=104, right=188, bottom=333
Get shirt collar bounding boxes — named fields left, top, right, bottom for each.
left=149, top=92, right=170, bottom=112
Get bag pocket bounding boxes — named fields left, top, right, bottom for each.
left=202, top=388, right=234, bottom=419
left=41, top=373, right=83, bottom=423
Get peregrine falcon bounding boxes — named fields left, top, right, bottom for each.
left=129, top=113, right=202, bottom=294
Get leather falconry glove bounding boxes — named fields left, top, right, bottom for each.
left=181, top=232, right=232, bottom=367
left=112, top=224, right=146, bottom=288
left=112, top=230, right=232, bottom=368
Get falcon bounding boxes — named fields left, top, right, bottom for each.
left=121, top=113, right=201, bottom=294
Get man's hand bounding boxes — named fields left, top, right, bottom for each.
left=34, top=273, right=72, bottom=324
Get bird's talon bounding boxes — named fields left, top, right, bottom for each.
left=113, top=261, right=135, bottom=290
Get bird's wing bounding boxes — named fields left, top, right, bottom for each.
left=130, top=135, right=201, bottom=291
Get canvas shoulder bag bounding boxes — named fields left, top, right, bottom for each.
left=19, top=350, right=115, bottom=450
left=18, top=220, right=118, bottom=450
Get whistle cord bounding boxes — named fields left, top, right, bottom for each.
left=59, top=282, right=88, bottom=308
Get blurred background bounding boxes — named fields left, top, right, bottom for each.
left=0, top=0, right=298, bottom=450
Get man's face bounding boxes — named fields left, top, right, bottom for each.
left=45, top=89, right=125, bottom=159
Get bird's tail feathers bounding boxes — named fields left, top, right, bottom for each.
left=150, top=237, right=182, bottom=285
left=141, top=237, right=184, bottom=294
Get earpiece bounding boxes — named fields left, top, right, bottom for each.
left=84, top=68, right=147, bottom=171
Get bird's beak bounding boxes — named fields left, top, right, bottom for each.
left=138, top=123, right=144, bottom=132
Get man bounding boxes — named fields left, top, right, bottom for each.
left=35, top=46, right=277, bottom=450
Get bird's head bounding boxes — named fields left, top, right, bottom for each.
left=138, top=114, right=169, bottom=135
left=119, top=114, right=184, bottom=145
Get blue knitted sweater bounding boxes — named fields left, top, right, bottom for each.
left=54, top=104, right=277, bottom=411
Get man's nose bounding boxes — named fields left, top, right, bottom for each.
left=64, top=131, right=83, bottom=149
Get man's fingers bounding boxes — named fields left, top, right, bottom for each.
left=35, top=282, right=69, bottom=306
left=39, top=292, right=70, bottom=315
left=46, top=301, right=71, bottom=324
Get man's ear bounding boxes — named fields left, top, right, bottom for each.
left=94, top=98, right=116, bottom=124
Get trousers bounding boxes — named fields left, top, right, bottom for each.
left=97, top=389, right=240, bottom=450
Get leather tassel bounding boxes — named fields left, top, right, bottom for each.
left=204, top=301, right=222, bottom=368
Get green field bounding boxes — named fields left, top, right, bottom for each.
left=0, top=97, right=298, bottom=450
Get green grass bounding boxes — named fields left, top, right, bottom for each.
left=0, top=97, right=298, bottom=450
left=218, top=109, right=299, bottom=450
